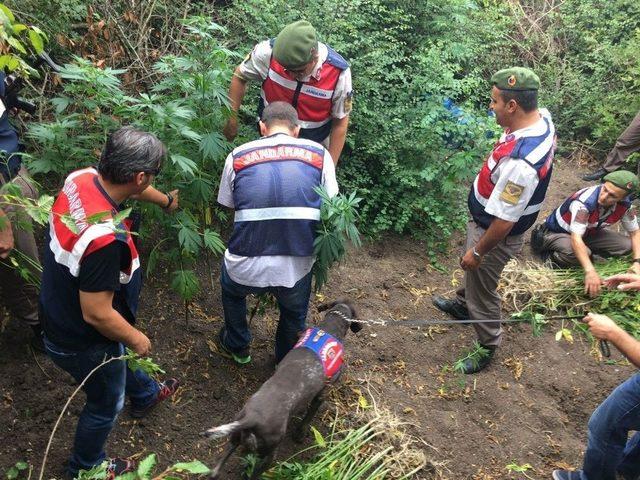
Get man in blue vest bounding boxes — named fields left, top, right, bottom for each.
left=223, top=21, right=353, bottom=165
left=531, top=171, right=640, bottom=297
left=0, top=71, right=42, bottom=350
left=433, top=67, right=557, bottom=373
left=216, top=101, right=338, bottom=364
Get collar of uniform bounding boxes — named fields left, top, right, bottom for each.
left=499, top=108, right=550, bottom=143
left=93, top=175, right=121, bottom=212
left=298, top=42, right=328, bottom=82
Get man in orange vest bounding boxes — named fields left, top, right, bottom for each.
left=223, top=20, right=353, bottom=165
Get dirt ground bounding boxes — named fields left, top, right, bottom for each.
left=1, top=157, right=636, bottom=480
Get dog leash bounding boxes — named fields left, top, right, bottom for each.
left=329, top=310, right=611, bottom=357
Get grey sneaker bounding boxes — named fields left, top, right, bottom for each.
left=552, top=469, right=582, bottom=480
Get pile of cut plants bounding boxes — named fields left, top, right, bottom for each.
left=500, top=257, right=640, bottom=339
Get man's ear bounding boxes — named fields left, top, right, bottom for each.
left=134, top=171, right=146, bottom=187
left=507, top=99, right=519, bottom=114
left=292, top=125, right=301, bottom=138
left=259, top=121, right=267, bottom=136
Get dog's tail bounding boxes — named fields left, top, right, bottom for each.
left=201, top=420, right=243, bottom=439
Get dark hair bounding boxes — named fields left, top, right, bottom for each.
left=261, top=101, right=299, bottom=130
left=98, top=127, right=167, bottom=184
left=498, top=89, right=538, bottom=113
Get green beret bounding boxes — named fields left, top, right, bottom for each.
left=491, top=67, right=540, bottom=91
left=273, top=20, right=318, bottom=69
left=603, top=170, right=639, bottom=193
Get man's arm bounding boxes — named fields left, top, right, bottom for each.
left=0, top=207, right=14, bottom=259
left=585, top=313, right=640, bottom=368
left=223, top=69, right=249, bottom=141
left=571, top=232, right=602, bottom=297
left=460, top=218, right=514, bottom=270
left=79, top=290, right=150, bottom=355
left=130, top=185, right=179, bottom=212
left=328, top=116, right=348, bottom=166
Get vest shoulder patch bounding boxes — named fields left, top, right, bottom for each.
left=325, top=46, right=349, bottom=70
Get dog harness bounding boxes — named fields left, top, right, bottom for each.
left=294, top=327, right=344, bottom=380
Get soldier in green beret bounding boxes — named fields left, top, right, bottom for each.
left=532, top=170, right=640, bottom=296
left=223, top=20, right=353, bottom=165
left=434, top=67, right=557, bottom=373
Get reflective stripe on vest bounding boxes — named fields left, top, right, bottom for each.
left=227, top=136, right=324, bottom=257
left=469, top=110, right=556, bottom=235
left=48, top=167, right=139, bottom=283
left=259, top=45, right=348, bottom=142
left=545, top=185, right=633, bottom=235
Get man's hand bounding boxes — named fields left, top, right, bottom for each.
left=584, top=269, right=602, bottom=297
left=223, top=116, right=238, bottom=142
left=460, top=248, right=482, bottom=271
left=604, top=273, right=640, bottom=291
left=130, top=331, right=152, bottom=356
left=165, top=189, right=179, bottom=213
left=0, top=213, right=14, bottom=259
left=583, top=312, right=620, bottom=342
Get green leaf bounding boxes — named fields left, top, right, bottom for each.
left=0, top=4, right=16, bottom=22
left=310, top=426, right=326, bottom=448
left=178, top=225, right=203, bottom=253
left=171, top=269, right=200, bottom=301
left=6, top=467, right=19, bottom=480
left=14, top=463, right=28, bottom=471
left=28, top=30, right=43, bottom=54
left=171, top=154, right=198, bottom=177
left=7, top=36, right=27, bottom=54
left=137, top=454, right=157, bottom=479
left=171, top=460, right=211, bottom=475
left=203, top=229, right=225, bottom=254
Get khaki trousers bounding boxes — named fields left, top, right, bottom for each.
left=541, top=229, right=632, bottom=267
left=455, top=221, right=524, bottom=347
left=603, top=110, right=640, bottom=175
left=0, top=166, right=40, bottom=326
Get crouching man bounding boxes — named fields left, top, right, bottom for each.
left=216, top=102, right=338, bottom=365
left=40, top=127, right=179, bottom=478
left=532, top=170, right=640, bottom=297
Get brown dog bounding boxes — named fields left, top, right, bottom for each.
left=202, top=300, right=361, bottom=479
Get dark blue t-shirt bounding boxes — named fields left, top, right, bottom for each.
left=41, top=233, right=141, bottom=351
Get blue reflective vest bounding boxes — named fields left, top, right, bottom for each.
left=227, top=133, right=324, bottom=257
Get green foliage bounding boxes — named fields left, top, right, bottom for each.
left=0, top=2, right=48, bottom=75
left=5, top=461, right=29, bottom=480
left=125, top=348, right=166, bottom=378
left=24, top=17, right=236, bottom=302
left=222, top=0, right=500, bottom=242
left=313, top=187, right=362, bottom=292
left=453, top=341, right=491, bottom=373
left=76, top=455, right=210, bottom=479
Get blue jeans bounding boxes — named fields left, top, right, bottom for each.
left=580, top=372, right=640, bottom=480
left=220, top=262, right=312, bottom=362
left=44, top=338, right=159, bottom=476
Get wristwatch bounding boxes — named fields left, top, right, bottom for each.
left=472, top=247, right=483, bottom=260
left=164, top=192, right=174, bottom=209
